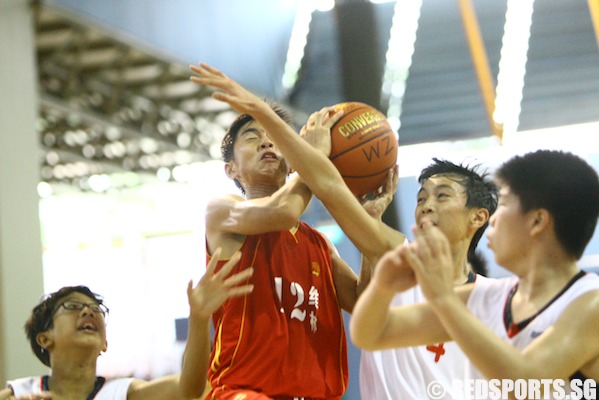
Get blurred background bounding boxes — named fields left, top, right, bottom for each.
left=1, top=0, right=599, bottom=398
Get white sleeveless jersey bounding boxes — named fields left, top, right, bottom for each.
left=360, top=275, right=493, bottom=400
left=8, top=376, right=134, bottom=399
left=466, top=271, right=599, bottom=379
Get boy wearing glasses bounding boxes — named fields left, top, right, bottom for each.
left=1, top=252, right=252, bottom=399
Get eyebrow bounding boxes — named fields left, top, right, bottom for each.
left=63, top=296, right=96, bottom=304
left=418, top=183, right=457, bottom=194
left=239, top=127, right=261, bottom=136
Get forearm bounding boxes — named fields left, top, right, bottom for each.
left=129, top=376, right=182, bottom=400
left=179, top=314, right=212, bottom=399
left=356, top=254, right=374, bottom=299
left=430, top=294, right=529, bottom=380
left=250, top=104, right=343, bottom=199
left=350, top=282, right=397, bottom=350
left=264, top=174, right=312, bottom=221
left=219, top=176, right=312, bottom=234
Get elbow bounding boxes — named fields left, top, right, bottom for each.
left=349, top=316, right=377, bottom=351
left=179, top=376, right=206, bottom=400
left=276, top=207, right=302, bottom=230
left=351, top=334, right=380, bottom=352
left=180, top=385, right=205, bottom=400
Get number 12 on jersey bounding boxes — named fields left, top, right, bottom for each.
left=274, top=277, right=320, bottom=332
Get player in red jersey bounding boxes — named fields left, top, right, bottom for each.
left=179, top=99, right=394, bottom=399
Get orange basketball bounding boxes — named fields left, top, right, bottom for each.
left=328, top=102, right=398, bottom=196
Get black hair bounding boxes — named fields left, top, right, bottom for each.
left=220, top=102, right=293, bottom=194
left=495, top=150, right=599, bottom=259
left=419, top=158, right=498, bottom=268
left=25, top=285, right=106, bottom=367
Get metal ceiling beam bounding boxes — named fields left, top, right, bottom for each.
left=33, top=2, right=234, bottom=189
left=457, top=0, right=503, bottom=141
left=589, top=0, right=599, bottom=50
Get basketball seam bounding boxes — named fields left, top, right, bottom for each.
left=340, top=160, right=398, bottom=179
left=330, top=128, right=395, bottom=161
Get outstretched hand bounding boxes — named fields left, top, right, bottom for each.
left=187, top=248, right=254, bottom=320
left=300, top=106, right=344, bottom=157
left=359, top=165, right=399, bottom=220
left=189, top=63, right=262, bottom=116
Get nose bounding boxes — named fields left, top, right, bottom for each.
left=82, top=304, right=94, bottom=313
left=80, top=305, right=94, bottom=318
left=80, top=303, right=100, bottom=316
left=420, top=198, right=434, bottom=214
left=260, top=136, right=274, bottom=149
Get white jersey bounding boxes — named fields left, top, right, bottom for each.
left=466, top=271, right=599, bottom=380
left=360, top=274, right=493, bottom=400
left=8, top=375, right=134, bottom=399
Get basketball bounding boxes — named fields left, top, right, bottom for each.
left=328, top=102, right=398, bottom=196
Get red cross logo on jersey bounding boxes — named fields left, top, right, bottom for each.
left=426, top=343, right=446, bottom=362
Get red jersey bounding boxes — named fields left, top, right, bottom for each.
left=207, top=222, right=348, bottom=400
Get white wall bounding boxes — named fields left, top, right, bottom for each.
left=0, top=0, right=47, bottom=384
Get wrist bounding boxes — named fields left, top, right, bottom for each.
left=428, top=290, right=461, bottom=313
left=188, top=310, right=212, bottom=326
left=369, top=280, right=398, bottom=302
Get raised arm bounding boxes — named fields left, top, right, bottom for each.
left=127, top=376, right=182, bottom=400
left=354, top=168, right=402, bottom=299
left=190, top=63, right=404, bottom=260
left=178, top=250, right=253, bottom=399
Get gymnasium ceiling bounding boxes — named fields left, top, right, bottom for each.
left=36, top=0, right=599, bottom=189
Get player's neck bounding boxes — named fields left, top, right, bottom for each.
left=245, top=183, right=281, bottom=199
left=47, top=360, right=98, bottom=400
left=453, top=262, right=471, bottom=286
left=450, top=241, right=471, bottom=285
left=516, top=258, right=580, bottom=300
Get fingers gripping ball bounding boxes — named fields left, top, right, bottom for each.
left=329, top=102, right=398, bottom=196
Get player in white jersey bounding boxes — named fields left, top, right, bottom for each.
left=351, top=150, right=599, bottom=397
left=359, top=160, right=497, bottom=400
left=467, top=271, right=599, bottom=364
left=7, top=376, right=133, bottom=400
left=1, top=254, right=252, bottom=400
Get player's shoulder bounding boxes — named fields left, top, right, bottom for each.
left=474, top=274, right=516, bottom=288
left=207, top=193, right=244, bottom=207
left=205, top=194, right=245, bottom=227
left=5, top=376, right=42, bottom=397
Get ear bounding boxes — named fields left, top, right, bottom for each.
left=102, top=339, right=108, bottom=353
left=224, top=161, right=238, bottom=180
left=530, top=208, right=551, bottom=235
left=470, top=207, right=490, bottom=230
left=36, top=332, right=53, bottom=350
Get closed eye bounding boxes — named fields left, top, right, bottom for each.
left=243, top=134, right=259, bottom=142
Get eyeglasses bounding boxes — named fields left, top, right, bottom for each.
left=57, top=300, right=109, bottom=317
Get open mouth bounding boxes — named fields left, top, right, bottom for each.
left=261, top=152, right=277, bottom=160
left=78, top=321, right=98, bottom=332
